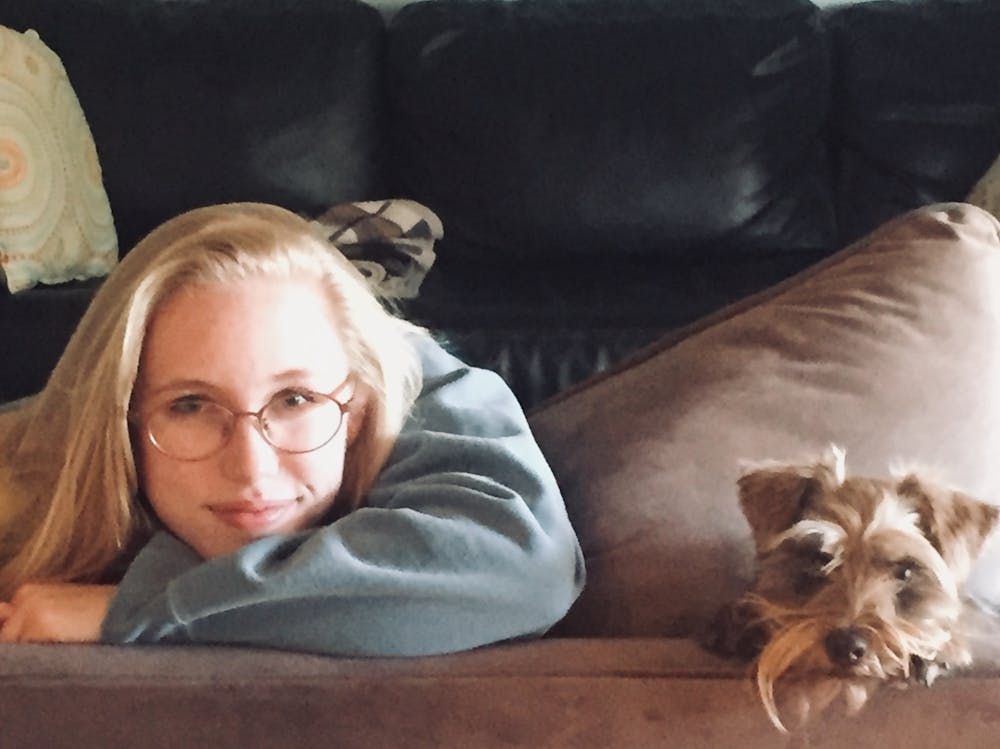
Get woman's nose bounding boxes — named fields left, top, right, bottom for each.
left=220, top=415, right=280, bottom=479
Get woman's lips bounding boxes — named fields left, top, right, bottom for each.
left=210, top=501, right=296, bottom=533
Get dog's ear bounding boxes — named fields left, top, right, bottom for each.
left=737, top=445, right=845, bottom=552
left=896, top=475, right=999, bottom=578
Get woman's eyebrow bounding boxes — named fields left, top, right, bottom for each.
left=142, top=370, right=350, bottom=401
left=269, top=368, right=319, bottom=383
left=269, top=369, right=352, bottom=388
left=142, top=378, right=220, bottom=400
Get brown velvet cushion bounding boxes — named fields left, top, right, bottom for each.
left=529, top=203, right=1000, bottom=638
left=4, top=639, right=1000, bottom=747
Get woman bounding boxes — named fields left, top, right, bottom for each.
left=0, top=203, right=584, bottom=655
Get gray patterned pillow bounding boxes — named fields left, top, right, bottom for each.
left=967, top=155, right=1000, bottom=220
left=311, top=199, right=442, bottom=299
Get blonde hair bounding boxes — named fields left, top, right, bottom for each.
left=0, top=203, right=425, bottom=595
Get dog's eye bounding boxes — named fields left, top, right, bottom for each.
left=793, top=551, right=833, bottom=596
left=814, top=550, right=834, bottom=567
left=894, top=559, right=916, bottom=582
left=794, top=570, right=826, bottom=596
left=894, top=559, right=923, bottom=612
left=786, top=537, right=832, bottom=567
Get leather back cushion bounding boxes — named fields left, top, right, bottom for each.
left=829, top=0, right=1000, bottom=246
left=1, top=0, right=386, bottom=253
left=386, top=0, right=836, bottom=262
left=528, top=204, right=1000, bottom=637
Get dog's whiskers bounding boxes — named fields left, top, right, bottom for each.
left=755, top=619, right=825, bottom=733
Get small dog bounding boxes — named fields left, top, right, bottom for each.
left=705, top=445, right=998, bottom=733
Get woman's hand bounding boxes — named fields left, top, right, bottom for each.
left=0, top=583, right=116, bottom=643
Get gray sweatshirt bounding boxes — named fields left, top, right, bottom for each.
left=101, top=336, right=585, bottom=655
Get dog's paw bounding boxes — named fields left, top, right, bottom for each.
left=910, top=655, right=949, bottom=687
left=702, top=600, right=768, bottom=660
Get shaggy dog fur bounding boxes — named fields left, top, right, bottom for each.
left=706, top=446, right=998, bottom=733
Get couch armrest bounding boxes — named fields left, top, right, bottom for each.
left=2, top=638, right=999, bottom=747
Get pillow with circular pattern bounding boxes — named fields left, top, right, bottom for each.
left=0, top=26, right=117, bottom=293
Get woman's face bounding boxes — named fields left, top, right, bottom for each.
left=132, top=276, right=354, bottom=559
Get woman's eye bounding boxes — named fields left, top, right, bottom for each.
left=167, top=396, right=206, bottom=416
left=275, top=390, right=318, bottom=411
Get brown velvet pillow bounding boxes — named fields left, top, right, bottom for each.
left=529, top=203, right=1000, bottom=638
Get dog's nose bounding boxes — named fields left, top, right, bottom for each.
left=824, top=627, right=868, bottom=666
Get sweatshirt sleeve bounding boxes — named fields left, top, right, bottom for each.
left=101, top=336, right=585, bottom=656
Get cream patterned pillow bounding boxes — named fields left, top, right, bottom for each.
left=967, top=152, right=1000, bottom=219
left=0, top=26, right=117, bottom=293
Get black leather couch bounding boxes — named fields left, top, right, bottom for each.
left=0, top=0, right=997, bottom=411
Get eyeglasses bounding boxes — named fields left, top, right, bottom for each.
left=136, top=379, right=354, bottom=462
